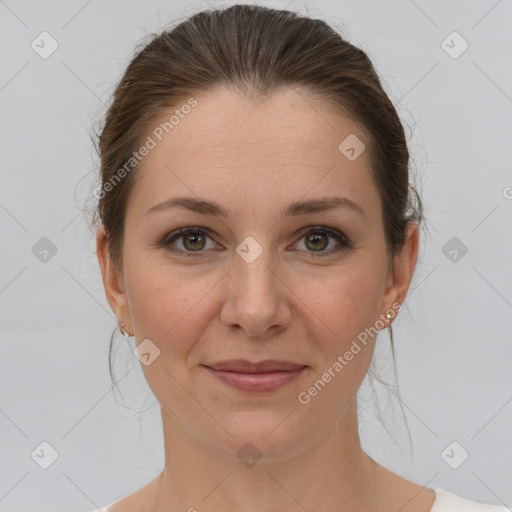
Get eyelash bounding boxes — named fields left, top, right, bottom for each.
left=161, top=225, right=352, bottom=259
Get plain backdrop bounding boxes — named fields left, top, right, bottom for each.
left=1, top=1, right=511, bottom=511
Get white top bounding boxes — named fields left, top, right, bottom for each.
left=87, top=487, right=511, bottom=512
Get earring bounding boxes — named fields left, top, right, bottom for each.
left=119, top=322, right=132, bottom=338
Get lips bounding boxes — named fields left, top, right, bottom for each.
left=203, top=359, right=306, bottom=373
left=201, top=359, right=308, bottom=393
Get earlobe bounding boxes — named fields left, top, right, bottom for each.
left=96, top=224, right=131, bottom=328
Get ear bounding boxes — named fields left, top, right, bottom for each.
left=380, top=221, right=420, bottom=321
left=96, top=224, right=132, bottom=333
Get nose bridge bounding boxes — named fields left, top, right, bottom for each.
left=232, top=239, right=278, bottom=303
left=221, top=236, right=286, bottom=335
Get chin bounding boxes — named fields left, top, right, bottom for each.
left=203, top=410, right=309, bottom=464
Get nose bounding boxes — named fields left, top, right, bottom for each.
left=220, top=247, right=291, bottom=338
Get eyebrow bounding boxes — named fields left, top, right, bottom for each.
left=146, top=195, right=366, bottom=219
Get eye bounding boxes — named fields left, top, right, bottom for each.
left=161, top=225, right=351, bottom=258
left=162, top=227, right=219, bottom=258
left=292, top=225, right=351, bottom=257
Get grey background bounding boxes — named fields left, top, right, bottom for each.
left=1, top=0, right=511, bottom=511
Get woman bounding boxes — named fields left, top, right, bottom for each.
left=89, top=5, right=509, bottom=512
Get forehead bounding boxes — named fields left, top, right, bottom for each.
left=129, top=86, right=380, bottom=222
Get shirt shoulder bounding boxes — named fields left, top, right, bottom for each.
left=86, top=488, right=511, bottom=512
left=431, top=488, right=510, bottom=512
left=85, top=498, right=120, bottom=512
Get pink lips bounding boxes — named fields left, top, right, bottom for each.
left=202, top=359, right=307, bottom=392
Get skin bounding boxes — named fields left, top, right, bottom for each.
left=97, top=86, right=434, bottom=512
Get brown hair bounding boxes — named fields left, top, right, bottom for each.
left=88, top=4, right=424, bottom=442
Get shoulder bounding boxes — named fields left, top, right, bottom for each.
left=88, top=474, right=161, bottom=512
left=85, top=499, right=121, bottom=512
left=85, top=504, right=116, bottom=512
left=431, top=488, right=510, bottom=512
left=373, top=462, right=509, bottom=512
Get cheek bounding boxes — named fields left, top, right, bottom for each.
left=293, top=266, right=384, bottom=402
left=124, top=255, right=218, bottom=355
left=293, top=271, right=382, bottom=410
left=123, top=264, right=207, bottom=408
left=295, top=261, right=383, bottom=341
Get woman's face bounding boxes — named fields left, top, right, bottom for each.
left=98, top=86, right=418, bottom=462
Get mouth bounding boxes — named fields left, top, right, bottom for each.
left=201, top=360, right=308, bottom=393
left=204, top=359, right=307, bottom=372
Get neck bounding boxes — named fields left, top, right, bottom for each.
left=150, top=397, right=379, bottom=512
